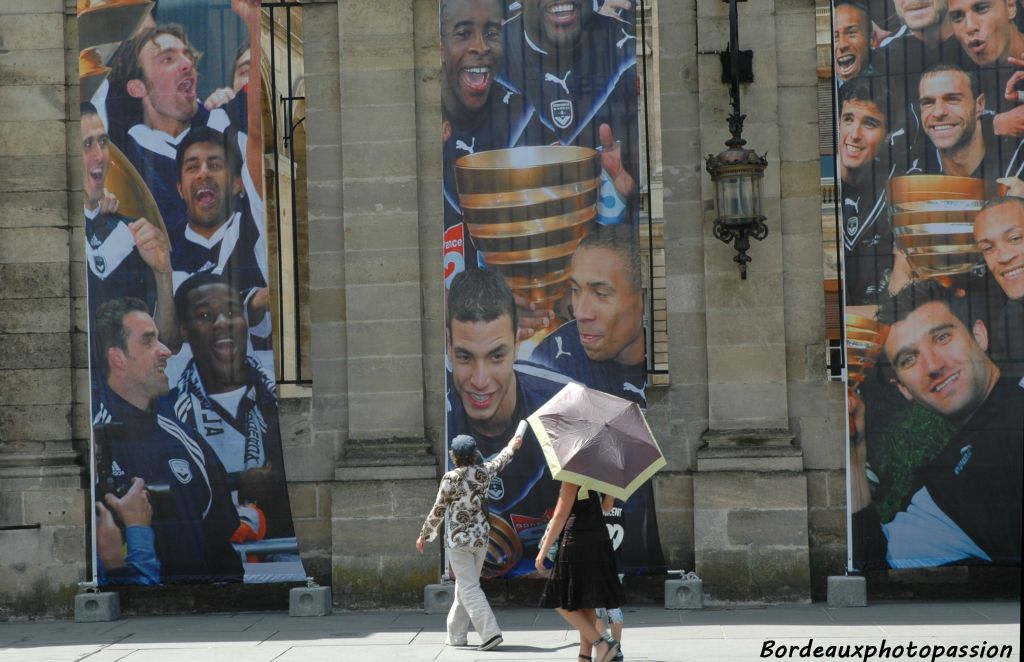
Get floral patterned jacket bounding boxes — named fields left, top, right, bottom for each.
left=419, top=446, right=515, bottom=548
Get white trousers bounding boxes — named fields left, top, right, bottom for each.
left=446, top=545, right=500, bottom=645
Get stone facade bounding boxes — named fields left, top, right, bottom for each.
left=0, top=0, right=861, bottom=616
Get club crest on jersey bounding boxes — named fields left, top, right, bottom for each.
left=94, top=255, right=106, bottom=273
left=169, top=458, right=193, bottom=484
left=488, top=475, right=505, bottom=500
left=846, top=216, right=859, bottom=236
left=551, top=100, right=574, bottom=129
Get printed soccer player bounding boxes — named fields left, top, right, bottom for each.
left=446, top=268, right=564, bottom=576
left=834, top=0, right=874, bottom=83
left=836, top=78, right=914, bottom=303
left=96, top=0, right=262, bottom=230
left=973, top=197, right=1024, bottom=371
left=170, top=127, right=269, bottom=320
left=91, top=298, right=243, bottom=584
left=81, top=102, right=179, bottom=351
left=503, top=0, right=640, bottom=221
left=172, top=272, right=294, bottom=539
left=918, top=64, right=1024, bottom=189
left=849, top=282, right=1023, bottom=568
left=948, top=0, right=1024, bottom=138
left=440, top=0, right=528, bottom=285
left=528, top=225, right=645, bottom=406
left=524, top=224, right=665, bottom=574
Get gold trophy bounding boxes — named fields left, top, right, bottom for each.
left=845, top=306, right=889, bottom=391
left=455, top=146, right=601, bottom=315
left=889, top=175, right=986, bottom=279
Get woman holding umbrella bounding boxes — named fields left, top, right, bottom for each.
left=535, top=483, right=624, bottom=662
left=529, top=381, right=668, bottom=662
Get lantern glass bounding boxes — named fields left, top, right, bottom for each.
left=715, top=171, right=762, bottom=222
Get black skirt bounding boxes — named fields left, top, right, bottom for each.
left=539, top=490, right=626, bottom=610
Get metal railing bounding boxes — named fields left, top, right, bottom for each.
left=262, top=1, right=310, bottom=386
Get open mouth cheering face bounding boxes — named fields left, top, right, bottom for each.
left=177, top=141, right=242, bottom=234
left=833, top=4, right=870, bottom=81
left=184, top=282, right=250, bottom=392
left=442, top=0, right=505, bottom=116
left=81, top=113, right=110, bottom=209
left=135, top=32, right=200, bottom=127
left=523, top=0, right=594, bottom=52
left=949, top=0, right=1018, bottom=65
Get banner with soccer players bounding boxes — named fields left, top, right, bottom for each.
left=79, top=0, right=305, bottom=585
left=831, top=0, right=1023, bottom=570
left=439, top=0, right=666, bottom=578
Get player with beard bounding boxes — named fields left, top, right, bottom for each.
left=917, top=64, right=1024, bottom=189
left=835, top=0, right=875, bottom=84
left=98, top=0, right=262, bottom=234
left=446, top=268, right=564, bottom=577
left=172, top=272, right=294, bottom=540
left=91, top=298, right=243, bottom=584
left=81, top=102, right=179, bottom=352
left=849, top=281, right=1022, bottom=568
left=169, top=127, right=269, bottom=330
left=502, top=0, right=640, bottom=224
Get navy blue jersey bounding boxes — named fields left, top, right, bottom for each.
left=92, top=385, right=243, bottom=584
left=502, top=11, right=640, bottom=223
left=919, top=377, right=1024, bottom=565
left=841, top=170, right=894, bottom=306
left=527, top=320, right=646, bottom=407
left=443, top=79, right=530, bottom=282
left=857, top=377, right=1024, bottom=568
left=173, top=356, right=294, bottom=539
left=447, top=367, right=564, bottom=577
left=85, top=209, right=156, bottom=314
left=169, top=204, right=267, bottom=297
left=919, top=115, right=1024, bottom=185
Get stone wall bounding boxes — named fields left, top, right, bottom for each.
left=1, top=0, right=856, bottom=614
left=0, top=0, right=84, bottom=618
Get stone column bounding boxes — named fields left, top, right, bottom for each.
left=689, top=0, right=813, bottom=603
left=0, top=0, right=85, bottom=617
left=325, top=0, right=437, bottom=607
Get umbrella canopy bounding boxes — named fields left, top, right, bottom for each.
left=527, top=382, right=666, bottom=501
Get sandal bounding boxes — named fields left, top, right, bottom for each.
left=579, top=656, right=593, bottom=661
left=592, top=636, right=620, bottom=662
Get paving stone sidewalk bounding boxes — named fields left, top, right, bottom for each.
left=0, top=600, right=1018, bottom=662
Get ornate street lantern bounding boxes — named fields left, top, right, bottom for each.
left=704, top=0, right=767, bottom=280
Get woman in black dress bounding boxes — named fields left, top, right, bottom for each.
left=536, top=482, right=625, bottom=662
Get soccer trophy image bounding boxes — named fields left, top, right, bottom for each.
left=889, top=175, right=986, bottom=280
left=844, top=306, right=888, bottom=392
left=455, top=146, right=601, bottom=318
left=78, top=0, right=155, bottom=99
